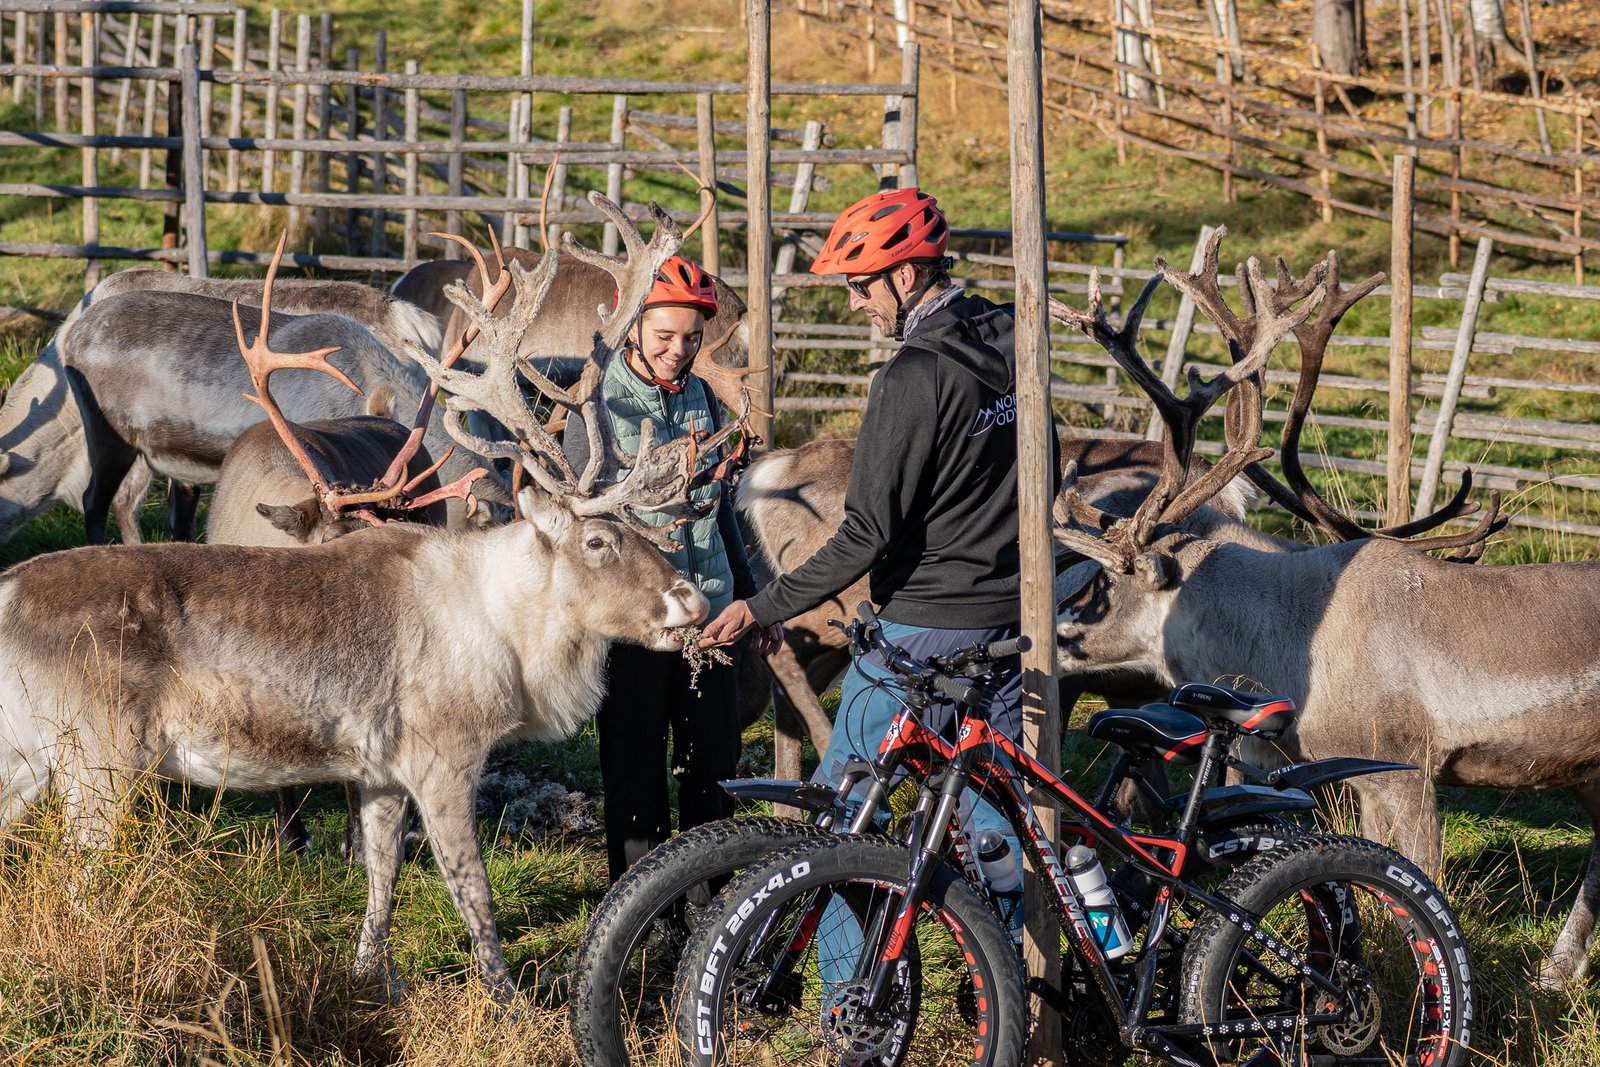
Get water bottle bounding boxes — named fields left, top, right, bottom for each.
left=1065, top=844, right=1132, bottom=960
left=974, top=829, right=1023, bottom=940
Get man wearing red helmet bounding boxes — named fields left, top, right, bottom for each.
left=565, top=255, right=778, bottom=884
left=702, top=188, right=1054, bottom=902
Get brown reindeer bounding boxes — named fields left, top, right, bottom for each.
left=0, top=195, right=735, bottom=1007
left=1046, top=233, right=1600, bottom=988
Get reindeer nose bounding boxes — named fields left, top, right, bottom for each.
left=663, top=580, right=709, bottom=628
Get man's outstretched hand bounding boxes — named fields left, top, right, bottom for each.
left=701, top=599, right=757, bottom=649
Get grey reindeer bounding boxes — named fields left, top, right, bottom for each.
left=0, top=267, right=445, bottom=544
left=1049, top=233, right=1600, bottom=988
left=0, top=195, right=736, bottom=1007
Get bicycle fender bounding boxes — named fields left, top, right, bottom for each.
left=1198, top=783, right=1318, bottom=824
left=718, top=778, right=843, bottom=817
left=1267, top=757, right=1417, bottom=792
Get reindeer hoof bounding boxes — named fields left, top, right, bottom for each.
left=1534, top=955, right=1587, bottom=992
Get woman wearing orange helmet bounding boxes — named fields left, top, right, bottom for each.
left=564, top=255, right=774, bottom=885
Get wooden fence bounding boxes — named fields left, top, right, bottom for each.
left=0, top=0, right=924, bottom=283
left=785, top=0, right=1600, bottom=282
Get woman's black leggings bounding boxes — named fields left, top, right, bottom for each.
left=596, top=641, right=742, bottom=883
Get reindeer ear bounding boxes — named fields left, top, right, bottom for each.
left=1132, top=551, right=1177, bottom=590
left=256, top=499, right=321, bottom=542
left=517, top=486, right=572, bottom=537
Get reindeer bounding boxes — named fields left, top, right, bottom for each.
left=58, top=286, right=494, bottom=544
left=389, top=259, right=475, bottom=346
left=0, top=195, right=740, bottom=1007
left=2, top=267, right=445, bottom=543
left=1048, top=230, right=1600, bottom=988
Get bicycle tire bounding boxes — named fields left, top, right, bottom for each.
left=1177, top=834, right=1474, bottom=1067
left=675, top=833, right=1027, bottom=1067
left=569, top=815, right=833, bottom=1067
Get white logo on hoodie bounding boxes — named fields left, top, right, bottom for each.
left=968, top=393, right=1017, bottom=437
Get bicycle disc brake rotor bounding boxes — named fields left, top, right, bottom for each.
left=1317, top=963, right=1383, bottom=1056
left=821, top=981, right=902, bottom=1060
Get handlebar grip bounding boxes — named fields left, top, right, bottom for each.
left=857, top=601, right=879, bottom=626
left=985, top=635, right=1033, bottom=659
left=934, top=675, right=983, bottom=707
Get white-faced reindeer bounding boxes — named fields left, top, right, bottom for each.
left=0, top=195, right=740, bottom=1007
left=0, top=268, right=444, bottom=544
left=1052, top=231, right=1600, bottom=988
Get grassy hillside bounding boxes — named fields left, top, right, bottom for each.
left=1, top=2, right=1599, bottom=1064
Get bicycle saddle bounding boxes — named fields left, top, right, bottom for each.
left=1086, top=704, right=1208, bottom=765
left=1167, top=682, right=1296, bottom=737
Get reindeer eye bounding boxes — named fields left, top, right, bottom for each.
left=586, top=536, right=607, bottom=551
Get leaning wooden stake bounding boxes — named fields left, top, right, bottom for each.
left=1387, top=154, right=1415, bottom=527
left=748, top=0, right=775, bottom=449
left=1008, top=1, right=1062, bottom=1060
left=1416, top=236, right=1492, bottom=518
left=80, top=11, right=99, bottom=288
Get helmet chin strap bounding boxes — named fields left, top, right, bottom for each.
left=624, top=339, right=688, bottom=393
left=889, top=266, right=941, bottom=342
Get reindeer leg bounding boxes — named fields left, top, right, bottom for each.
left=409, top=771, right=518, bottom=1008
left=65, top=365, right=139, bottom=546
left=272, top=787, right=312, bottom=853
left=352, top=784, right=409, bottom=1002
left=166, top=479, right=200, bottom=542
left=1538, top=779, right=1600, bottom=989
left=110, top=458, right=152, bottom=546
left=770, top=640, right=832, bottom=755
left=1356, top=775, right=1443, bottom=879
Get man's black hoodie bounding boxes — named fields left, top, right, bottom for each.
left=748, top=293, right=1056, bottom=631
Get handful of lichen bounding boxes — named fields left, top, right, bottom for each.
left=669, top=626, right=734, bottom=692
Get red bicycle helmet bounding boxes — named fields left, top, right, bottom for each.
left=810, top=187, right=949, bottom=276
left=642, top=255, right=719, bottom=315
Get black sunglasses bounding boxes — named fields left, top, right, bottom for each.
left=846, top=273, right=883, bottom=300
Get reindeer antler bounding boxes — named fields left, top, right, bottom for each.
left=1246, top=249, right=1506, bottom=556
left=1051, top=228, right=1327, bottom=568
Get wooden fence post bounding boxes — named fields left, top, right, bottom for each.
left=53, top=10, right=67, bottom=132
left=1516, top=0, right=1551, bottom=156
left=748, top=0, right=775, bottom=449
left=371, top=31, right=388, bottom=257
left=1387, top=154, right=1415, bottom=527
left=162, top=15, right=189, bottom=268
left=696, top=92, right=720, bottom=273
left=80, top=12, right=99, bottom=289
left=403, top=58, right=419, bottom=261
left=263, top=8, right=282, bottom=195
left=290, top=14, right=310, bottom=236
left=345, top=47, right=361, bottom=255
left=1415, top=236, right=1492, bottom=518
left=603, top=93, right=627, bottom=256
left=1574, top=113, right=1585, bottom=286
left=513, top=0, right=534, bottom=247
left=899, top=41, right=919, bottom=188
left=139, top=13, right=163, bottom=189
left=772, top=119, right=823, bottom=320
left=198, top=14, right=214, bottom=184
left=446, top=87, right=467, bottom=254
left=1311, top=45, right=1332, bottom=223
left=226, top=9, right=245, bottom=195
left=1008, top=2, right=1062, bottom=1061
left=110, top=12, right=139, bottom=165
left=546, top=105, right=571, bottom=252
left=11, top=12, right=24, bottom=104
left=1147, top=225, right=1214, bottom=442
left=316, top=11, right=332, bottom=238
left=180, top=43, right=208, bottom=278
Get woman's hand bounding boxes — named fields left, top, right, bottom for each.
left=750, top=623, right=784, bottom=658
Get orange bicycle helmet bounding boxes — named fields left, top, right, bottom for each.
left=642, top=255, right=719, bottom=315
left=810, top=187, right=949, bottom=276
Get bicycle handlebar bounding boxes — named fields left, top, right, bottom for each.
left=837, top=602, right=1032, bottom=708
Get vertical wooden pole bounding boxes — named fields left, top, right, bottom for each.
left=504, top=94, right=523, bottom=245
left=1516, top=0, right=1551, bottom=156
left=371, top=31, right=388, bottom=257
left=33, top=12, right=44, bottom=124
left=898, top=41, right=919, bottom=188
left=80, top=12, right=99, bottom=289
left=866, top=0, right=877, bottom=76
left=11, top=13, right=25, bottom=104
left=162, top=16, right=188, bottom=268
left=1437, top=0, right=1461, bottom=267
left=403, top=58, right=420, bottom=262
left=447, top=87, right=467, bottom=252
left=1416, top=236, right=1492, bottom=518
left=1312, top=45, right=1332, bottom=223
left=1574, top=114, right=1585, bottom=285
left=513, top=0, right=534, bottom=247
left=263, top=9, right=282, bottom=195
left=139, top=13, right=163, bottom=189
left=546, top=105, right=572, bottom=252
left=1417, top=0, right=1431, bottom=137
left=180, top=43, right=208, bottom=278
left=1110, top=9, right=1126, bottom=167
left=748, top=0, right=774, bottom=449
left=226, top=9, right=245, bottom=195
left=53, top=11, right=67, bottom=132
left=696, top=92, right=720, bottom=274
left=603, top=94, right=627, bottom=256
left=947, top=10, right=957, bottom=112
left=345, top=47, right=361, bottom=255
left=290, top=14, right=310, bottom=236
left=110, top=12, right=138, bottom=164
left=198, top=14, right=214, bottom=184
left=1007, top=2, right=1062, bottom=1061
left=1387, top=154, right=1415, bottom=528
left=315, top=12, right=332, bottom=238
left=1398, top=0, right=1418, bottom=148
